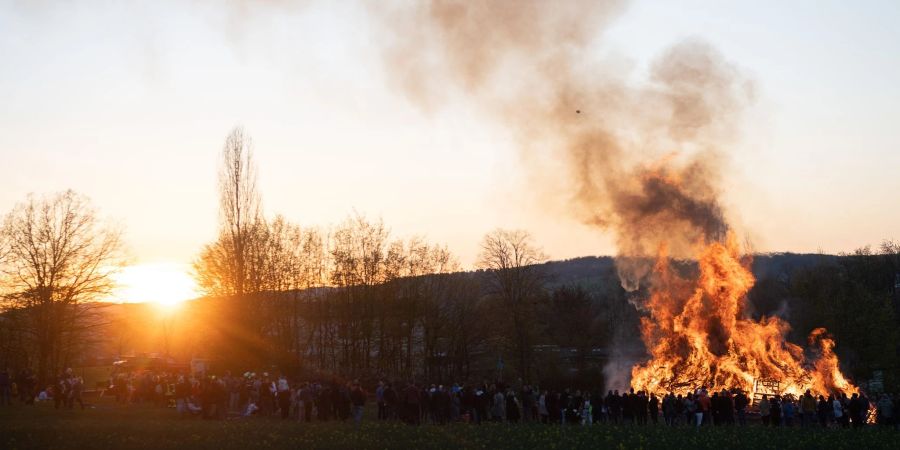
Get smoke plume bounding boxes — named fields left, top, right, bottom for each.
left=376, top=0, right=753, bottom=292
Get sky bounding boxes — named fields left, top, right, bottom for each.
left=1, top=1, right=898, bottom=301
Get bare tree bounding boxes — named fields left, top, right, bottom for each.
left=0, top=190, right=122, bottom=382
left=329, top=214, right=390, bottom=373
left=196, top=126, right=262, bottom=297
left=193, top=127, right=271, bottom=368
left=477, top=229, right=547, bottom=382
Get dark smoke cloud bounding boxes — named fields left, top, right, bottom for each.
left=376, top=0, right=753, bottom=291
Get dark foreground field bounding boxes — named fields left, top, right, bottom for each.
left=1, top=399, right=898, bottom=450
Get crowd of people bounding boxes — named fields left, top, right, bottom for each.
left=369, top=384, right=897, bottom=429
left=0, top=368, right=85, bottom=409
left=2, top=366, right=898, bottom=430
left=105, top=371, right=369, bottom=425
left=0, top=368, right=38, bottom=406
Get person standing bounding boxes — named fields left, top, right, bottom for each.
left=538, top=390, right=549, bottom=424
left=683, top=395, right=696, bottom=426
left=605, top=391, right=617, bottom=424
left=800, top=390, right=816, bottom=427
left=782, top=396, right=795, bottom=427
left=848, top=393, right=863, bottom=427
left=375, top=381, right=386, bottom=420
left=758, top=395, right=771, bottom=426
left=734, top=391, right=748, bottom=426
left=228, top=373, right=241, bottom=413
left=404, top=381, right=421, bottom=425
left=770, top=396, right=782, bottom=427
left=832, top=394, right=845, bottom=427
left=816, top=395, right=830, bottom=427
left=491, top=385, right=506, bottom=422
left=301, top=383, right=314, bottom=422
left=54, top=372, right=67, bottom=410
left=580, top=393, right=592, bottom=425
left=696, top=391, right=711, bottom=427
left=350, top=380, right=366, bottom=427
left=648, top=393, right=659, bottom=425
left=477, top=386, right=491, bottom=425
left=721, top=390, right=734, bottom=425
left=384, top=382, right=398, bottom=421
left=70, top=376, right=84, bottom=410
left=859, top=393, right=871, bottom=426
left=215, top=376, right=228, bottom=419
left=175, top=375, right=189, bottom=417
left=277, top=374, right=291, bottom=419
left=338, top=383, right=352, bottom=422
left=548, top=391, right=560, bottom=425
left=662, top=393, right=675, bottom=426
left=637, top=391, right=649, bottom=425
left=622, top=389, right=634, bottom=425
left=506, top=389, right=521, bottom=424
left=839, top=393, right=851, bottom=427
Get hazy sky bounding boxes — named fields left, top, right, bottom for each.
left=1, top=0, right=898, bottom=271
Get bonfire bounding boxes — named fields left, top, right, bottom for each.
left=629, top=233, right=857, bottom=400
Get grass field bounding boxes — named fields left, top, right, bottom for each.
left=1, top=398, right=898, bottom=450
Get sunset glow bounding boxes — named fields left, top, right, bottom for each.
left=0, top=2, right=897, bottom=446
left=111, top=263, right=199, bottom=309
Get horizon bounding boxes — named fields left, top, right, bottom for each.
left=100, top=249, right=863, bottom=306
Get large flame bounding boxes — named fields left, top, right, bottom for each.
left=630, top=234, right=856, bottom=398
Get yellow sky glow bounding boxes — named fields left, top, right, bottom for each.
left=1, top=1, right=898, bottom=283
left=110, top=263, right=200, bottom=308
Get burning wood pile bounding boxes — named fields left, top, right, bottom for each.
left=629, top=231, right=857, bottom=399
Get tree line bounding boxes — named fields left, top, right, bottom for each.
left=1, top=127, right=896, bottom=393
left=189, top=127, right=569, bottom=384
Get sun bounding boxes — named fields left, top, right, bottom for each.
left=112, top=262, right=199, bottom=309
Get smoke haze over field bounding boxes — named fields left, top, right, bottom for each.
left=377, top=0, right=752, bottom=290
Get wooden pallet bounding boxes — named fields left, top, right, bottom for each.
left=751, top=378, right=780, bottom=405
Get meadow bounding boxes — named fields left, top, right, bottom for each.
left=1, top=398, right=898, bottom=450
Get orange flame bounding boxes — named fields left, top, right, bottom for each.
left=630, top=234, right=857, bottom=398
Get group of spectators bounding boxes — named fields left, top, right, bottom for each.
left=0, top=369, right=84, bottom=409
left=109, top=371, right=179, bottom=406
left=3, top=366, right=898, bottom=430
left=0, top=367, right=83, bottom=409
left=48, top=368, right=85, bottom=410
left=166, top=372, right=368, bottom=425
left=0, top=368, right=38, bottom=405
left=371, top=382, right=899, bottom=429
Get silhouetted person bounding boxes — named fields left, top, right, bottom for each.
left=816, top=395, right=829, bottom=427
left=350, top=381, right=366, bottom=426
left=848, top=393, right=863, bottom=427
left=506, top=390, right=520, bottom=423
left=759, top=395, right=771, bottom=426
left=384, top=383, right=398, bottom=421
left=404, top=382, right=421, bottom=425
left=623, top=389, right=634, bottom=424
left=770, top=396, right=782, bottom=427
